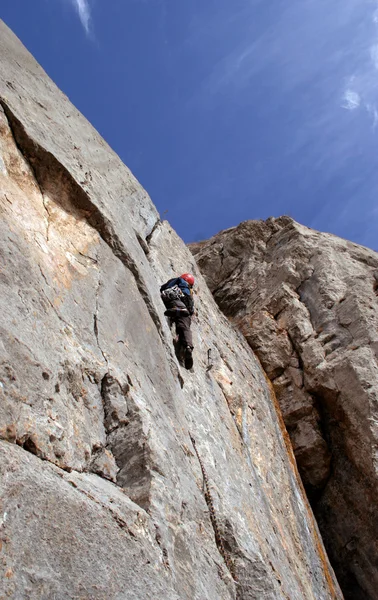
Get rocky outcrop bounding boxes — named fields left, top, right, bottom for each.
left=0, top=21, right=342, bottom=599
left=190, top=217, right=378, bottom=599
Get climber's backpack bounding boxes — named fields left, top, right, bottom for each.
left=161, top=285, right=185, bottom=304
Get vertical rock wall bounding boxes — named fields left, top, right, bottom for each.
left=191, top=217, right=378, bottom=599
left=0, top=22, right=342, bottom=600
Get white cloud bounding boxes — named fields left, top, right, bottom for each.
left=342, top=89, right=361, bottom=110
left=67, top=0, right=92, bottom=34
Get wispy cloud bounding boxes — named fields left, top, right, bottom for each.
left=340, top=3, right=378, bottom=126
left=342, top=88, right=361, bottom=110
left=366, top=102, right=378, bottom=127
left=179, top=0, right=378, bottom=248
left=186, top=0, right=378, bottom=132
left=370, top=43, right=378, bottom=69
left=66, top=0, right=92, bottom=35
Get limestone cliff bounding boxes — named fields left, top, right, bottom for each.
left=0, top=22, right=342, bottom=599
left=191, top=217, right=378, bottom=600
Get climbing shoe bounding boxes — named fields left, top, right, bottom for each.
left=184, top=346, right=194, bottom=370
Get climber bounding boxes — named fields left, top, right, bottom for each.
left=160, top=273, right=195, bottom=370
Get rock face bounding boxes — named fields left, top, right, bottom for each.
left=0, top=22, right=343, bottom=599
left=190, top=217, right=378, bottom=600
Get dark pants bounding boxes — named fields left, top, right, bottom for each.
left=174, top=314, right=193, bottom=348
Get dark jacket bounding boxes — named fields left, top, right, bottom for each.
left=160, top=277, right=194, bottom=315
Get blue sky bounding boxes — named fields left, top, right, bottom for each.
left=1, top=0, right=378, bottom=249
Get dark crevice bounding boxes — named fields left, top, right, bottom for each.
left=7, top=436, right=73, bottom=473
left=296, top=263, right=316, bottom=299
left=219, top=244, right=226, bottom=268
left=269, top=368, right=285, bottom=382
left=42, top=196, right=51, bottom=241
left=100, top=373, right=130, bottom=435
left=72, top=246, right=98, bottom=265
left=94, top=272, right=109, bottom=368
left=304, top=385, right=376, bottom=598
left=100, top=374, right=152, bottom=511
left=189, top=433, right=236, bottom=581
left=287, top=330, right=304, bottom=372
left=145, top=218, right=161, bottom=245
left=304, top=392, right=335, bottom=502
left=272, top=305, right=287, bottom=321
left=136, top=232, right=150, bottom=257
left=21, top=435, right=41, bottom=457
left=154, top=525, right=170, bottom=570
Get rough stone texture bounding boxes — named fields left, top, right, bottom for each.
left=0, top=22, right=342, bottom=600
left=190, top=217, right=378, bottom=599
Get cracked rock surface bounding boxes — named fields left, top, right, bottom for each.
left=190, top=217, right=378, bottom=600
left=0, top=22, right=342, bottom=600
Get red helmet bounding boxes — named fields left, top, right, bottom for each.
left=180, top=273, right=195, bottom=287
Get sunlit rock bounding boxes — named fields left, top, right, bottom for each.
left=0, top=21, right=342, bottom=600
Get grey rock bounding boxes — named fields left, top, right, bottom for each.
left=89, top=447, right=119, bottom=482
left=191, top=216, right=378, bottom=599
left=0, top=21, right=341, bottom=600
